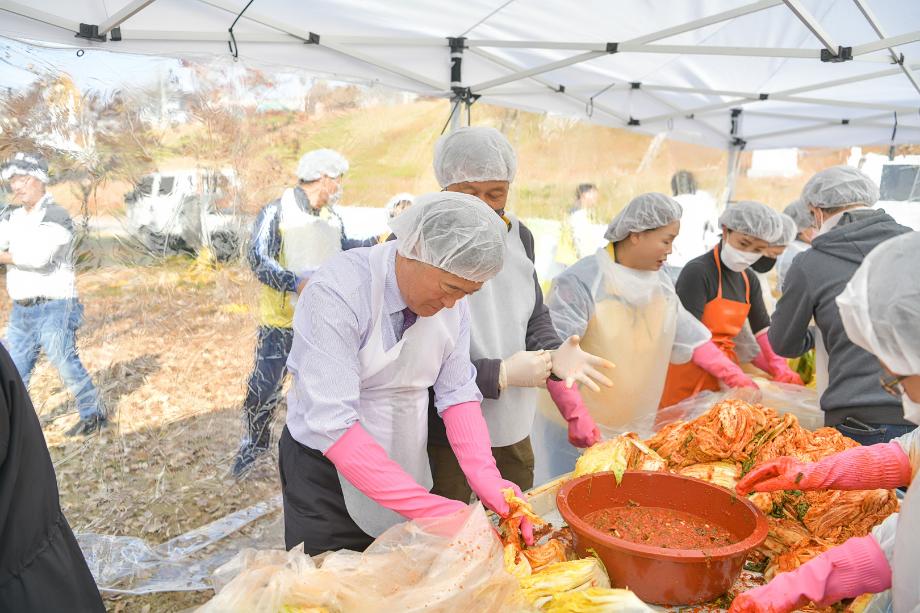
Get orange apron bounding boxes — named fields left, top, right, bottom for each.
left=659, top=245, right=751, bottom=408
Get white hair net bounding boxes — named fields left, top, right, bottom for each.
left=388, top=192, right=507, bottom=282
left=719, top=200, right=784, bottom=243
left=771, top=213, right=798, bottom=247
left=837, top=231, right=920, bottom=376
left=296, top=149, right=349, bottom=182
left=604, top=193, right=683, bottom=242
left=433, top=126, right=517, bottom=188
left=801, top=165, right=879, bottom=209
left=385, top=192, right=414, bottom=218
left=783, top=199, right=815, bottom=233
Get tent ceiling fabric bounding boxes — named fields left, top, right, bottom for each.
left=2, top=0, right=919, bottom=150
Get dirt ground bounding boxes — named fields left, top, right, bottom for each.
left=0, top=250, right=288, bottom=611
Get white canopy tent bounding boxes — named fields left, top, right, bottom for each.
left=2, top=0, right=919, bottom=157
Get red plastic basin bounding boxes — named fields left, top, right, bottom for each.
left=557, top=471, right=768, bottom=606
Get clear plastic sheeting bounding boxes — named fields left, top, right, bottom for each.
left=78, top=496, right=283, bottom=594
left=197, top=503, right=523, bottom=612
left=652, top=378, right=822, bottom=434
left=533, top=380, right=820, bottom=487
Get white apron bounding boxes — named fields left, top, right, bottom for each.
left=532, top=247, right=678, bottom=484
left=468, top=215, right=538, bottom=448
left=337, top=242, right=461, bottom=537
left=279, top=187, right=343, bottom=277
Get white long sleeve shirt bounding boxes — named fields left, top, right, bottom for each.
left=0, top=194, right=77, bottom=301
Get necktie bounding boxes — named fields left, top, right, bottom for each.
left=401, top=308, right=418, bottom=336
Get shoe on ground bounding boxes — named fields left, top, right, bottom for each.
left=66, top=413, right=108, bottom=437
left=229, top=444, right=270, bottom=480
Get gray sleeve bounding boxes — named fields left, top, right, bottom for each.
left=473, top=358, right=502, bottom=400
left=768, top=257, right=816, bottom=357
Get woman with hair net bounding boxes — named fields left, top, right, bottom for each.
left=746, top=212, right=799, bottom=311
left=732, top=213, right=802, bottom=375
left=769, top=166, right=912, bottom=443
left=661, top=201, right=802, bottom=408
left=776, top=199, right=817, bottom=291
left=279, top=192, right=533, bottom=554
left=426, top=127, right=614, bottom=501
left=730, top=232, right=920, bottom=613
left=537, top=193, right=711, bottom=481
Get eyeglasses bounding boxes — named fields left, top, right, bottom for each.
left=880, top=374, right=908, bottom=398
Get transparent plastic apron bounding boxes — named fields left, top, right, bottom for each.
left=533, top=245, right=677, bottom=484
left=338, top=242, right=460, bottom=537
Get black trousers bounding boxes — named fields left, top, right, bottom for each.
left=278, top=427, right=375, bottom=555
left=0, top=344, right=104, bottom=612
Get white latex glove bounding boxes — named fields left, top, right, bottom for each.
left=551, top=335, right=615, bottom=393
left=500, top=350, right=552, bottom=389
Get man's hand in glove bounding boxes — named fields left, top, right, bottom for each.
left=501, top=350, right=552, bottom=388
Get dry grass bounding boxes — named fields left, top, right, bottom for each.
left=0, top=256, right=285, bottom=612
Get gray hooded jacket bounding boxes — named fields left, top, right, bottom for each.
left=769, top=208, right=912, bottom=426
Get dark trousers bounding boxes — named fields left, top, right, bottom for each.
left=240, top=326, right=294, bottom=453
left=428, top=436, right=535, bottom=503
left=835, top=419, right=916, bottom=446
left=278, top=427, right=375, bottom=555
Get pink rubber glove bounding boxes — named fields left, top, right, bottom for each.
left=752, top=330, right=804, bottom=385
left=442, top=402, right=534, bottom=546
left=729, top=535, right=892, bottom=613
left=692, top=341, right=758, bottom=389
left=325, top=423, right=467, bottom=520
left=736, top=442, right=911, bottom=495
left=546, top=378, right=601, bottom=448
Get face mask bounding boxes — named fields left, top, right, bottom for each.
left=327, top=184, right=343, bottom=207
left=903, top=395, right=920, bottom=426
left=751, top=256, right=777, bottom=273
left=721, top=242, right=762, bottom=272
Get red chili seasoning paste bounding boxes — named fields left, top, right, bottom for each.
left=584, top=504, right=736, bottom=549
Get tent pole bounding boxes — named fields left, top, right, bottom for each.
left=852, top=0, right=920, bottom=95
left=98, top=0, right=157, bottom=35
left=724, top=109, right=745, bottom=208
left=447, top=36, right=472, bottom=132
left=467, top=47, right=631, bottom=123
left=724, top=145, right=742, bottom=208
left=781, top=0, right=839, bottom=54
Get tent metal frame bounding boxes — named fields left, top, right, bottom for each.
left=1, top=0, right=918, bottom=163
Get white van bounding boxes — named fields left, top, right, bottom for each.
left=124, top=168, right=248, bottom=261
left=856, top=152, right=920, bottom=231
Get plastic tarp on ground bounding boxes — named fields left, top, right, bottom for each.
left=2, top=0, right=920, bottom=151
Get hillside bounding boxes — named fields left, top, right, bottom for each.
left=46, top=97, right=853, bottom=222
